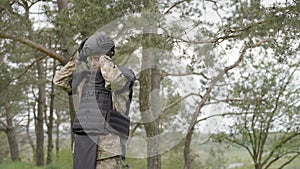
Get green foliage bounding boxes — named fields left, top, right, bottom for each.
left=125, top=158, right=147, bottom=169
left=0, top=148, right=72, bottom=169
left=0, top=162, right=42, bottom=169
left=1, top=0, right=300, bottom=168
left=54, top=148, right=73, bottom=169
left=214, top=45, right=300, bottom=168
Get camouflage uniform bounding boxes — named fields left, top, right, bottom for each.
left=97, top=55, right=131, bottom=169
left=98, top=55, right=130, bottom=114
left=53, top=55, right=130, bottom=169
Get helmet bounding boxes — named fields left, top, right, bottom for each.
left=78, top=32, right=115, bottom=62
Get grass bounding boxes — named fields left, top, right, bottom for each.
left=0, top=143, right=299, bottom=169
left=0, top=148, right=73, bottom=169
left=0, top=161, right=44, bottom=169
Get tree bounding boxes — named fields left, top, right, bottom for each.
left=207, top=1, right=300, bottom=168
left=0, top=0, right=298, bottom=169
left=162, top=0, right=300, bottom=168
left=214, top=56, right=300, bottom=169
left=0, top=71, right=22, bottom=161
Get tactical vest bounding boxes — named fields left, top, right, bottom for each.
left=72, top=70, right=130, bottom=138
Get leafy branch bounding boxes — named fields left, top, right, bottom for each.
left=163, top=0, right=191, bottom=15
left=183, top=38, right=273, bottom=169
left=0, top=32, right=68, bottom=65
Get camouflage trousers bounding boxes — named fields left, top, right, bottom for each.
left=73, top=134, right=129, bottom=169
left=96, top=156, right=128, bottom=169
left=96, top=134, right=129, bottom=169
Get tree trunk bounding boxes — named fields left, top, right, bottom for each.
left=139, top=1, right=161, bottom=166
left=36, top=58, right=45, bottom=166
left=29, top=100, right=37, bottom=160
left=5, top=108, right=20, bottom=161
left=57, top=0, right=69, bottom=45
left=57, top=0, right=74, bottom=146
left=183, top=127, right=194, bottom=169
left=26, top=106, right=35, bottom=160
left=182, top=44, right=249, bottom=169
left=46, top=59, right=56, bottom=164
left=140, top=28, right=161, bottom=169
left=149, top=50, right=161, bottom=169
left=6, top=127, right=20, bottom=161
left=255, top=163, right=262, bottom=169
left=55, top=112, right=61, bottom=158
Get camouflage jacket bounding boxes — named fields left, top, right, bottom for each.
left=53, top=56, right=132, bottom=159
left=53, top=56, right=130, bottom=114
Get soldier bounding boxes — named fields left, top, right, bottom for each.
left=53, top=32, right=135, bottom=169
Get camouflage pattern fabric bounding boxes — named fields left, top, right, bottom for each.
left=53, top=58, right=78, bottom=94
left=53, top=55, right=131, bottom=168
left=96, top=55, right=130, bottom=164
left=96, top=155, right=128, bottom=169
left=99, top=55, right=130, bottom=114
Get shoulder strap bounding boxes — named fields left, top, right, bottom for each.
left=70, top=70, right=91, bottom=95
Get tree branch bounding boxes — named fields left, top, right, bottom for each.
left=278, top=152, right=300, bottom=169
left=120, top=43, right=140, bottom=66
left=263, top=132, right=300, bottom=166
left=188, top=46, right=246, bottom=131
left=183, top=39, right=267, bottom=168
left=162, top=93, right=202, bottom=113
left=0, top=120, right=7, bottom=130
left=265, top=151, right=300, bottom=169
left=185, top=37, right=273, bottom=149
left=210, top=98, right=267, bottom=104
left=9, top=55, right=46, bottom=84
left=164, top=0, right=190, bottom=15
left=225, top=136, right=254, bottom=158
left=262, top=65, right=299, bottom=166
left=161, top=71, right=210, bottom=80
left=196, top=112, right=246, bottom=123
left=0, top=32, right=68, bottom=65
left=176, top=20, right=265, bottom=45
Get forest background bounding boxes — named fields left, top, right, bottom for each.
left=0, top=0, right=299, bottom=169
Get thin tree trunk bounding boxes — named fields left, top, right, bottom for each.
left=182, top=43, right=257, bottom=169
left=26, top=108, right=35, bottom=158
left=149, top=51, right=161, bottom=169
left=36, top=58, right=45, bottom=166
left=139, top=1, right=161, bottom=166
left=46, top=59, right=56, bottom=164
left=23, top=3, right=45, bottom=165
left=32, top=101, right=37, bottom=161
left=183, top=127, right=194, bottom=169
left=5, top=108, right=20, bottom=161
left=140, top=27, right=161, bottom=169
left=57, top=0, right=74, bottom=146
left=55, top=112, right=61, bottom=158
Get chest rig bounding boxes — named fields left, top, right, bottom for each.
left=72, top=71, right=130, bottom=139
